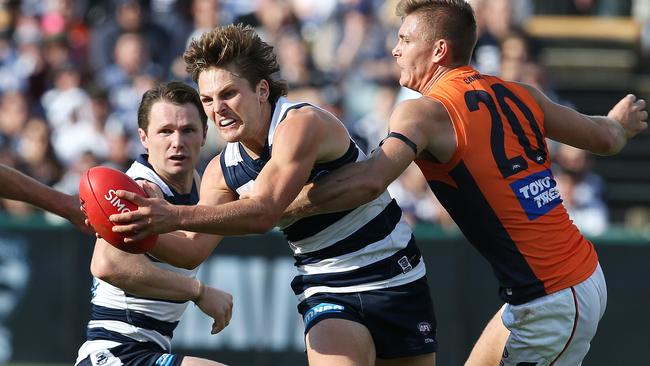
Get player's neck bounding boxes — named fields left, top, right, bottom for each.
left=239, top=101, right=273, bottom=158
left=420, top=65, right=453, bottom=94
left=159, top=170, right=194, bottom=194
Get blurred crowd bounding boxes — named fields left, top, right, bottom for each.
left=0, top=0, right=647, bottom=236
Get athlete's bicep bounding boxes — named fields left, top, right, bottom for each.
left=250, top=116, right=321, bottom=217
left=368, top=99, right=433, bottom=187
left=199, top=155, right=238, bottom=206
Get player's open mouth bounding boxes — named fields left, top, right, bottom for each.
left=169, top=155, right=186, bottom=161
left=219, top=118, right=236, bottom=127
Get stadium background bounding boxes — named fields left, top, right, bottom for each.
left=0, top=0, right=648, bottom=365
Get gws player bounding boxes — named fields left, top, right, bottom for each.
left=76, top=82, right=233, bottom=366
left=110, top=25, right=438, bottom=366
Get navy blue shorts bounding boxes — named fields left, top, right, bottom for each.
left=77, top=342, right=183, bottom=366
left=297, top=275, right=438, bottom=359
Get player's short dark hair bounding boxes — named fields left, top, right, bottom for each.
left=396, top=0, right=477, bottom=65
left=137, top=81, right=208, bottom=134
left=183, top=24, right=288, bottom=104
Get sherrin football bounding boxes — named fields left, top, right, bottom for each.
left=79, top=166, right=157, bottom=254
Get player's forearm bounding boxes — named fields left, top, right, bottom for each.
left=177, top=199, right=278, bottom=235
left=92, top=241, right=203, bottom=302
left=0, top=165, right=72, bottom=216
left=148, top=231, right=220, bottom=270
left=103, top=258, right=201, bottom=301
left=284, top=163, right=384, bottom=220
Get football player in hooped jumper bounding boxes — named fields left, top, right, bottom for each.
left=76, top=82, right=232, bottom=366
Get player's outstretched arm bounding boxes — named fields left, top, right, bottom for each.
left=285, top=98, right=439, bottom=219
left=91, top=239, right=233, bottom=334
left=521, top=84, right=647, bottom=155
left=112, top=108, right=328, bottom=238
left=0, top=163, right=89, bottom=232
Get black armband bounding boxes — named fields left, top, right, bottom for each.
left=379, top=132, right=418, bottom=155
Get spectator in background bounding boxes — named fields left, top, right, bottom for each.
left=499, top=29, right=533, bottom=81
left=89, top=0, right=170, bottom=74
left=235, top=0, right=299, bottom=44
left=554, top=143, right=609, bottom=236
left=98, top=31, right=161, bottom=146
left=0, top=91, right=31, bottom=152
left=41, top=63, right=107, bottom=166
left=169, top=0, right=224, bottom=81
left=54, top=150, right=100, bottom=196
left=15, top=117, right=63, bottom=186
left=38, top=0, right=90, bottom=69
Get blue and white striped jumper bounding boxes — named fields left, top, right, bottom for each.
left=76, top=155, right=200, bottom=364
left=220, top=97, right=426, bottom=302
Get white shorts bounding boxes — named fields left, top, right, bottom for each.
left=500, top=263, right=607, bottom=366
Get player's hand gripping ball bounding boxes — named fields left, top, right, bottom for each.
left=79, top=166, right=157, bottom=253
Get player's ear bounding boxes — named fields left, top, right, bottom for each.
left=138, top=128, right=148, bottom=149
left=201, top=124, right=208, bottom=147
left=432, top=39, right=448, bottom=63
left=257, top=79, right=270, bottom=103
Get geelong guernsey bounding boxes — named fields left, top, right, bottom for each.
left=76, top=155, right=200, bottom=364
left=220, top=97, right=425, bottom=302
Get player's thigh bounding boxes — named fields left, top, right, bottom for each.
left=306, top=318, right=376, bottom=366
left=501, top=267, right=606, bottom=366
left=465, top=306, right=509, bottom=366
left=181, top=356, right=227, bottom=366
left=376, top=352, right=436, bottom=366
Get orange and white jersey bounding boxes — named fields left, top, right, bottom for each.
left=416, top=66, right=598, bottom=304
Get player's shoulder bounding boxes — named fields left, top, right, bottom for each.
left=393, top=96, right=449, bottom=127
left=205, top=153, right=224, bottom=175
left=396, top=95, right=446, bottom=114
left=283, top=103, right=329, bottom=124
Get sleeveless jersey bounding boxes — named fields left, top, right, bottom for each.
left=220, top=97, right=425, bottom=301
left=76, top=155, right=200, bottom=363
left=416, top=66, right=598, bottom=304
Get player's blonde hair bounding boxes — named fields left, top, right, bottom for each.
left=184, top=24, right=288, bottom=104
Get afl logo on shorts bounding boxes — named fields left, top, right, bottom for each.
left=92, top=351, right=110, bottom=365
left=417, top=322, right=432, bottom=335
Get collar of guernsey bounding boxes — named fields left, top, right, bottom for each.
left=423, top=65, right=477, bottom=95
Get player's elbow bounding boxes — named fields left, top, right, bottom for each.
left=171, top=249, right=206, bottom=270
left=179, top=257, right=203, bottom=270
left=91, top=255, right=122, bottom=283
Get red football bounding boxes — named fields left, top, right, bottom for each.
left=79, top=166, right=157, bottom=254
